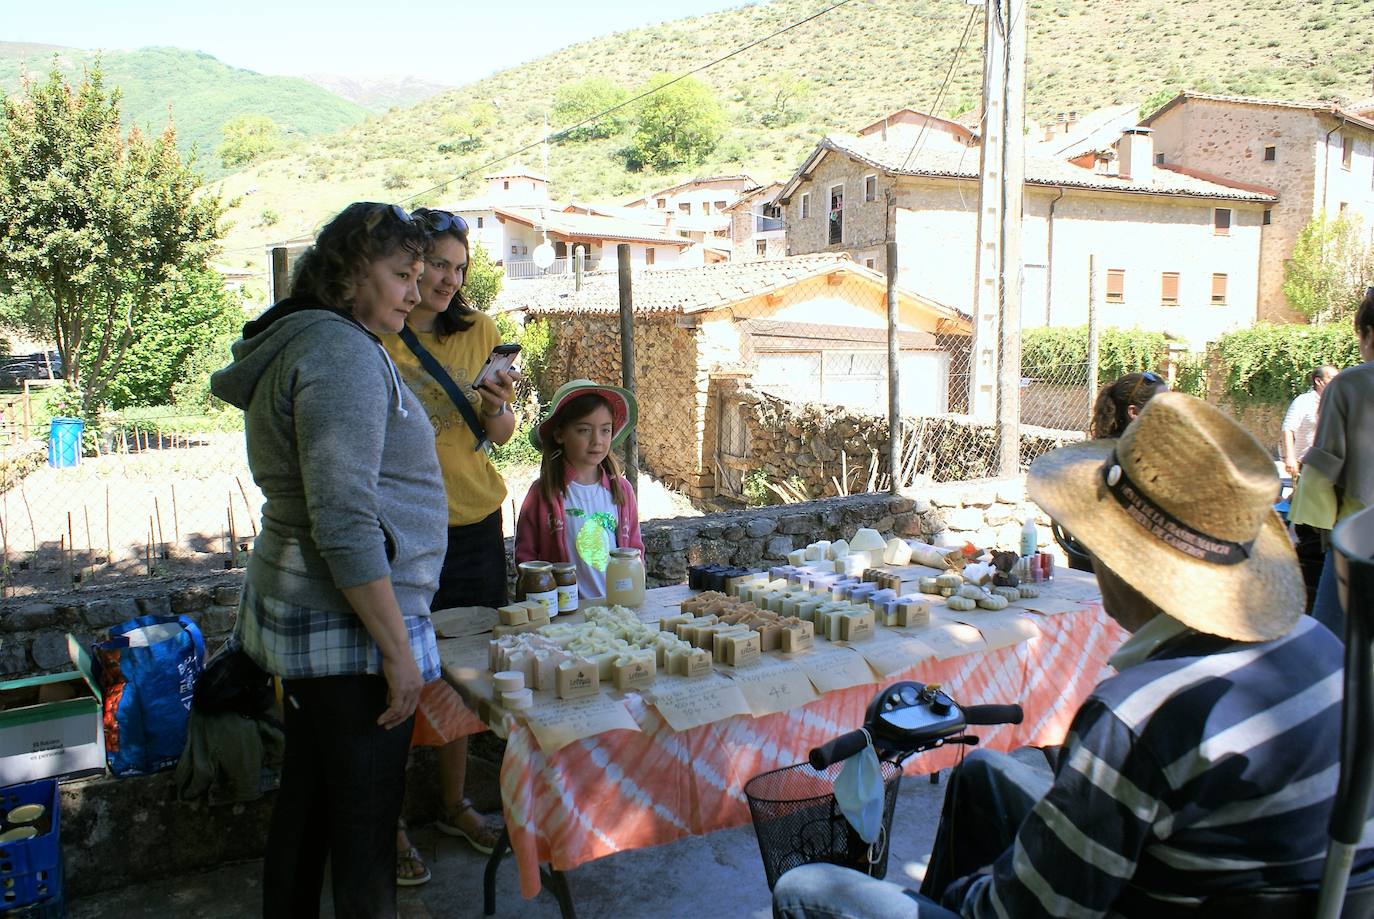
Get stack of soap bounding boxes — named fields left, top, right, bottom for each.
left=612, top=651, right=657, bottom=690
left=880, top=597, right=931, bottom=628
left=495, top=599, right=553, bottom=634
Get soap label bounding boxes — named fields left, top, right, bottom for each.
left=526, top=589, right=558, bottom=620
left=556, top=583, right=579, bottom=613
left=611, top=577, right=633, bottom=592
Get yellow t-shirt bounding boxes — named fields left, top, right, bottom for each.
left=380, top=313, right=508, bottom=526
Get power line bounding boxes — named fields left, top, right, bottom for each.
left=900, top=5, right=979, bottom=172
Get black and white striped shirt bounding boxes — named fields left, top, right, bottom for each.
left=959, top=616, right=1373, bottom=917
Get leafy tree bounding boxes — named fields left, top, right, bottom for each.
left=737, top=72, right=811, bottom=128
left=217, top=113, right=283, bottom=169
left=1138, top=87, right=1179, bottom=121
left=1283, top=213, right=1374, bottom=325
left=439, top=102, right=498, bottom=154
left=627, top=76, right=724, bottom=172
left=464, top=241, right=503, bottom=311
left=0, top=62, right=223, bottom=412
left=552, top=77, right=629, bottom=142
left=100, top=268, right=243, bottom=408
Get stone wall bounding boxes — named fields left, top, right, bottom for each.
left=536, top=312, right=710, bottom=495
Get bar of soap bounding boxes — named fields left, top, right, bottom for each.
left=850, top=528, right=886, bottom=553
left=556, top=659, right=600, bottom=700
left=787, top=549, right=807, bottom=566
left=896, top=598, right=931, bottom=628
left=781, top=620, right=815, bottom=653
left=839, top=610, right=876, bottom=642
left=827, top=539, right=849, bottom=560
left=613, top=654, right=657, bottom=691
left=712, top=627, right=752, bottom=662
left=501, top=688, right=534, bottom=711
left=804, top=544, right=823, bottom=561
left=884, top=538, right=913, bottom=566
left=497, top=605, right=530, bottom=626
left=754, top=622, right=783, bottom=652
left=493, top=671, right=526, bottom=693
left=723, top=631, right=762, bottom=667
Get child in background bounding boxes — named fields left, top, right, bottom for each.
left=515, top=380, right=643, bottom=599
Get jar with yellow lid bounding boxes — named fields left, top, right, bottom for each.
left=605, top=548, right=646, bottom=608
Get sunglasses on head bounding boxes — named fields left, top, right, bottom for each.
left=417, top=210, right=469, bottom=236
left=364, top=203, right=414, bottom=231
left=1127, top=370, right=1165, bottom=405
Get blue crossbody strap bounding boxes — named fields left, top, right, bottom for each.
left=397, top=326, right=485, bottom=450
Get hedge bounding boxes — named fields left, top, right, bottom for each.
left=1020, top=325, right=1169, bottom=387
left=1208, top=322, right=1361, bottom=407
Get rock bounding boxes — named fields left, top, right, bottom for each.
left=871, top=515, right=895, bottom=533
left=654, top=553, right=688, bottom=584
left=896, top=515, right=923, bottom=537
left=213, top=587, right=241, bottom=608
left=80, top=598, right=141, bottom=630
left=137, top=595, right=173, bottom=617
left=0, top=639, right=28, bottom=674
left=764, top=536, right=794, bottom=560
left=197, top=606, right=236, bottom=634
left=995, top=522, right=1022, bottom=551
left=934, top=530, right=970, bottom=548
left=1, top=602, right=61, bottom=632
left=721, top=526, right=745, bottom=541
left=745, top=518, right=777, bottom=538
left=171, top=586, right=212, bottom=614
left=972, top=529, right=998, bottom=550
left=947, top=507, right=985, bottom=532
left=30, top=633, right=71, bottom=670
left=775, top=514, right=813, bottom=536
left=698, top=525, right=725, bottom=540
left=666, top=530, right=694, bottom=552
left=995, top=480, right=1025, bottom=504
left=912, top=498, right=932, bottom=513
left=984, top=503, right=1016, bottom=527
left=964, top=487, right=996, bottom=508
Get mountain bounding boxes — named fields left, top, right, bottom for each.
left=0, top=43, right=368, bottom=175
left=304, top=73, right=451, bottom=113
left=198, top=0, right=1372, bottom=265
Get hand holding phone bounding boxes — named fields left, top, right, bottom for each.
left=473, top=343, right=521, bottom=391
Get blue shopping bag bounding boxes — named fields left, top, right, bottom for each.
left=91, top=615, right=206, bottom=777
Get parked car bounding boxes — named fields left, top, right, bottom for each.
left=0, top=354, right=61, bottom=387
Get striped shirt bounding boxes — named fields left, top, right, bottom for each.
left=958, top=616, right=1374, bottom=918
left=236, top=580, right=440, bottom=684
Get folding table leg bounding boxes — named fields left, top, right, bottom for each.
left=483, top=827, right=511, bottom=916
left=541, top=865, right=577, bottom=919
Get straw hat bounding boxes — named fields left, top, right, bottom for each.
left=530, top=379, right=638, bottom=453
left=1027, top=392, right=1302, bottom=642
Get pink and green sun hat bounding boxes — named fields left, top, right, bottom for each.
left=529, top=379, right=638, bottom=453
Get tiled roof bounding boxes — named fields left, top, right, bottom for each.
left=779, top=133, right=1276, bottom=203
left=1140, top=92, right=1374, bottom=134
left=493, top=206, right=693, bottom=247
left=486, top=167, right=547, bottom=180
left=494, top=254, right=969, bottom=324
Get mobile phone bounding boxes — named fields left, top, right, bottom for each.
left=473, top=343, right=521, bottom=390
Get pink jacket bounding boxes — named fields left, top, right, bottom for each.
left=514, top=467, right=643, bottom=565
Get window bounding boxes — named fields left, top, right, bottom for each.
left=800, top=193, right=810, bottom=220
left=1342, top=135, right=1354, bottom=170
left=1263, top=209, right=1272, bottom=226
left=476, top=216, right=484, bottom=229
left=510, top=244, right=518, bottom=256
left=864, top=257, right=876, bottom=269
left=645, top=248, right=656, bottom=265
left=714, top=200, right=728, bottom=212
left=1264, top=144, right=1277, bottom=162
left=756, top=240, right=767, bottom=256
left=828, top=184, right=844, bottom=245
left=656, top=198, right=666, bottom=208
left=1154, top=152, right=1165, bottom=166
left=864, top=175, right=877, bottom=202
left=702, top=202, right=711, bottom=215
left=1106, top=268, right=1125, bottom=303
left=1340, top=201, right=1349, bottom=214
left=1161, top=272, right=1180, bottom=305
left=1211, top=273, right=1228, bottom=304
left=503, top=180, right=510, bottom=190
left=1213, top=208, right=1231, bottom=236
left=678, top=203, right=692, bottom=214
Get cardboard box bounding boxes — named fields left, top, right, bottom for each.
left=0, top=637, right=105, bottom=784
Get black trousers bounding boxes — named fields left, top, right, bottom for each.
left=431, top=509, right=509, bottom=612
left=263, top=675, right=414, bottom=919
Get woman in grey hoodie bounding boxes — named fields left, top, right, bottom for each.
left=211, top=202, right=448, bottom=919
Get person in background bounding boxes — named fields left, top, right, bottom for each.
left=1283, top=364, right=1339, bottom=611
left=1291, top=288, right=1374, bottom=635
left=210, top=202, right=447, bottom=918
left=379, top=208, right=516, bottom=883
left=514, top=380, right=642, bottom=599
left=774, top=393, right=1372, bottom=918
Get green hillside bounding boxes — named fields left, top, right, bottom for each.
left=205, top=0, right=1374, bottom=267
left=0, top=43, right=368, bottom=175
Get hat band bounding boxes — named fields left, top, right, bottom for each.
left=1101, top=452, right=1254, bottom=566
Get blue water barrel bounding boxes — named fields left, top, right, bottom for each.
left=47, top=417, right=84, bottom=468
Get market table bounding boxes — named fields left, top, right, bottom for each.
left=437, top=566, right=1125, bottom=910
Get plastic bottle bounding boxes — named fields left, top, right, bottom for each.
left=1020, top=516, right=1038, bottom=557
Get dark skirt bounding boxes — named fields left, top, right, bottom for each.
left=431, top=508, right=509, bottom=611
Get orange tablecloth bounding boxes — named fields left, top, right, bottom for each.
left=489, top=601, right=1125, bottom=899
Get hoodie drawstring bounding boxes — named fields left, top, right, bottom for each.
left=375, top=343, right=409, bottom=418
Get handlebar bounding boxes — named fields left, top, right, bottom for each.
left=809, top=730, right=868, bottom=770
left=962, top=704, right=1023, bottom=726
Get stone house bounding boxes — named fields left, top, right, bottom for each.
left=1142, top=92, right=1374, bottom=322
left=722, top=181, right=786, bottom=261
left=622, top=174, right=759, bottom=218
left=776, top=126, right=1274, bottom=351
left=495, top=254, right=970, bottom=501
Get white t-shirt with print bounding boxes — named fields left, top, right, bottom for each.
left=562, top=480, right=620, bottom=600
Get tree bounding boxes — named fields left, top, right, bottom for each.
left=627, top=76, right=724, bottom=172
left=0, top=62, right=224, bottom=412
left=552, top=77, right=629, bottom=142
left=737, top=72, right=811, bottom=128
left=1283, top=213, right=1374, bottom=325
left=438, top=102, right=498, bottom=154
left=100, top=268, right=243, bottom=408
left=464, top=241, right=502, bottom=311
left=217, top=114, right=283, bottom=169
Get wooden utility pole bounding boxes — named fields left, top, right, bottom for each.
left=971, top=0, right=1028, bottom=476
left=1086, top=255, right=1100, bottom=430
left=617, top=245, right=640, bottom=494
left=886, top=241, right=901, bottom=495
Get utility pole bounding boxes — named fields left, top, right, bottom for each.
left=970, top=0, right=1027, bottom=476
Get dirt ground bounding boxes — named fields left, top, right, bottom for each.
left=0, top=435, right=699, bottom=597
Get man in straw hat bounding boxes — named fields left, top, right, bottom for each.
left=775, top=392, right=1372, bottom=918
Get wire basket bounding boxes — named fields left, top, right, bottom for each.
left=745, top=759, right=903, bottom=890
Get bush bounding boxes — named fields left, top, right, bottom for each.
left=1209, top=322, right=1360, bottom=406
left=1020, top=325, right=1169, bottom=386
left=489, top=424, right=542, bottom=470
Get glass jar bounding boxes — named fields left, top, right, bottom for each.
left=552, top=562, right=579, bottom=615
left=605, top=548, right=646, bottom=608
left=516, top=561, right=558, bottom=619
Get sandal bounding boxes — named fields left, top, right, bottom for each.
left=396, top=845, right=431, bottom=887
left=436, top=798, right=503, bottom=855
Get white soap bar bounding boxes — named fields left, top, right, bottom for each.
left=850, top=528, right=886, bottom=552
left=501, top=688, right=534, bottom=710
left=827, top=539, right=849, bottom=560
left=804, top=544, right=823, bottom=561
left=884, top=538, right=913, bottom=566
left=493, top=670, right=526, bottom=693
left=787, top=549, right=807, bottom=566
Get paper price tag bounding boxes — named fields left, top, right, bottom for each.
left=797, top=645, right=878, bottom=693
left=858, top=632, right=937, bottom=677
left=648, top=674, right=751, bottom=732
left=725, top=658, right=820, bottom=717
left=521, top=695, right=641, bottom=755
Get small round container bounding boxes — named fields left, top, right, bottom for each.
left=501, top=688, right=534, bottom=711
left=6, top=804, right=44, bottom=825
left=492, top=671, right=526, bottom=693
left=0, top=827, right=37, bottom=842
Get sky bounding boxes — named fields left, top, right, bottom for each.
left=2, top=0, right=754, bottom=85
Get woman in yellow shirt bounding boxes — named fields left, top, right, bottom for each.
left=381, top=208, right=516, bottom=882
